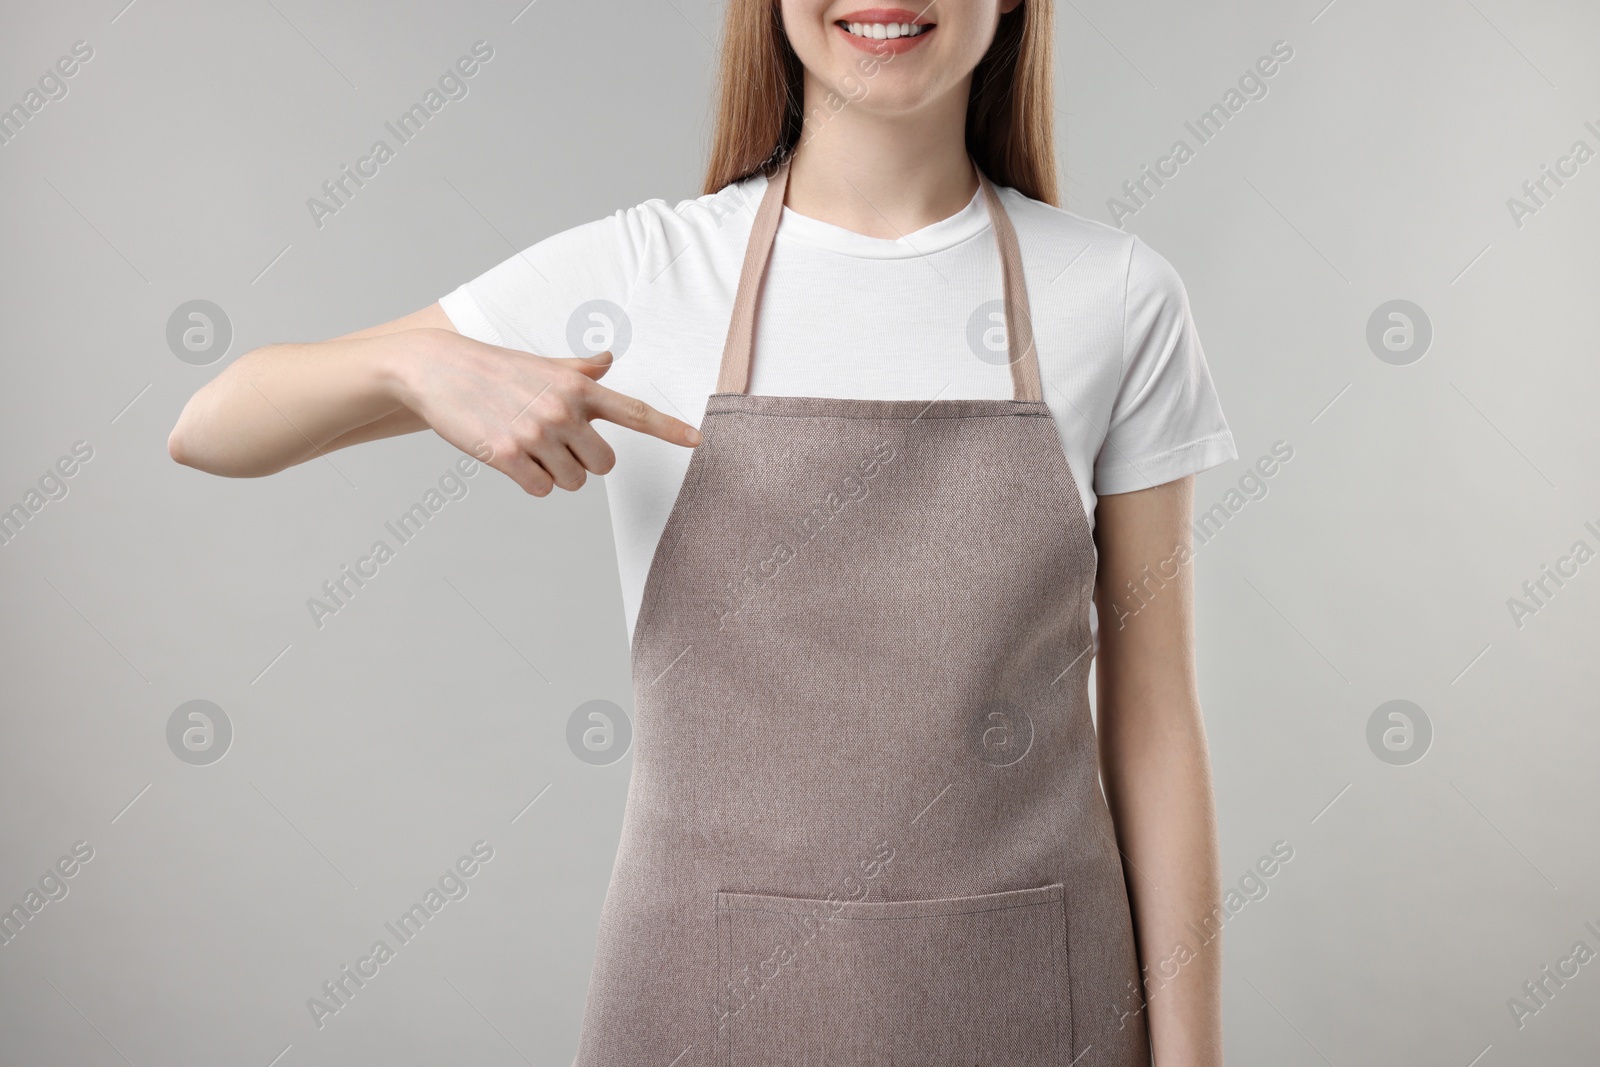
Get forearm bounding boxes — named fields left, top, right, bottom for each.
left=168, top=328, right=441, bottom=477
left=1097, top=673, right=1224, bottom=1065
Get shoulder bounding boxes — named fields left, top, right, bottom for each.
left=610, top=176, right=764, bottom=286
left=998, top=186, right=1186, bottom=304
left=997, top=185, right=1132, bottom=255
left=611, top=176, right=763, bottom=243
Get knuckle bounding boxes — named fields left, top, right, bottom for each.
left=555, top=367, right=590, bottom=393
left=532, top=391, right=577, bottom=428
left=499, top=457, right=540, bottom=495
left=484, top=436, right=518, bottom=464
left=621, top=395, right=650, bottom=425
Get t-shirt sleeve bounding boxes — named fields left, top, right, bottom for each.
left=437, top=202, right=659, bottom=358
left=1093, top=234, right=1238, bottom=494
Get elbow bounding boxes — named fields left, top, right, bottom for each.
left=167, top=395, right=235, bottom=475
left=166, top=406, right=283, bottom=479
left=167, top=391, right=217, bottom=472
left=167, top=419, right=193, bottom=468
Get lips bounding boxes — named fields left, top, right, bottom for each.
left=834, top=6, right=936, bottom=54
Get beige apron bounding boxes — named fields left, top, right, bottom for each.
left=573, top=159, right=1150, bottom=1067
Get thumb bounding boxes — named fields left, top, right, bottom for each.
left=552, top=350, right=614, bottom=380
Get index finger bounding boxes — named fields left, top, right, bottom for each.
left=583, top=382, right=702, bottom=447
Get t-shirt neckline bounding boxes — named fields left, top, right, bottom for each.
left=750, top=173, right=993, bottom=261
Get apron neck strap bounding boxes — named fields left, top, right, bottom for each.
left=714, top=157, right=1043, bottom=403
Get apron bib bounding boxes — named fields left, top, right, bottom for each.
left=573, top=159, right=1150, bottom=1067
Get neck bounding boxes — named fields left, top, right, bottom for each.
left=783, top=73, right=978, bottom=239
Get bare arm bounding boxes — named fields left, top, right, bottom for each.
left=167, top=302, right=700, bottom=492
left=1092, top=476, right=1224, bottom=1066
left=167, top=304, right=451, bottom=477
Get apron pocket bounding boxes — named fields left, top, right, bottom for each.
left=713, top=882, right=1071, bottom=1067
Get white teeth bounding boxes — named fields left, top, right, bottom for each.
left=844, top=21, right=926, bottom=39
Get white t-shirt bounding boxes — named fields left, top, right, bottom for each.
left=439, top=172, right=1238, bottom=647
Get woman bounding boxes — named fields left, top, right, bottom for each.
left=171, top=1, right=1234, bottom=1063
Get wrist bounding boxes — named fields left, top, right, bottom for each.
left=373, top=327, right=450, bottom=411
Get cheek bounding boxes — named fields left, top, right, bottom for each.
left=946, top=13, right=1001, bottom=69
left=781, top=0, right=833, bottom=45
left=781, top=3, right=836, bottom=69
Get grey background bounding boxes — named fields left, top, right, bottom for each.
left=2, top=1, right=1597, bottom=1064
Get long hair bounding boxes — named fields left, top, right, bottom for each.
left=701, top=1, right=1058, bottom=205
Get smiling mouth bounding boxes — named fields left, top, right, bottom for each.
left=835, top=19, right=933, bottom=39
